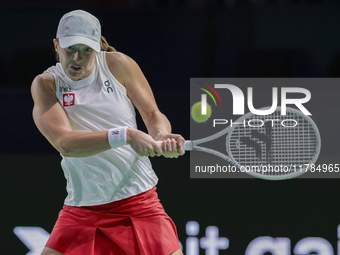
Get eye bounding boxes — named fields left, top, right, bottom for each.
left=84, top=47, right=93, bottom=52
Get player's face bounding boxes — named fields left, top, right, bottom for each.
left=55, top=41, right=97, bottom=81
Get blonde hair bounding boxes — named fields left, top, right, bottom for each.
left=54, top=36, right=116, bottom=61
left=100, top=36, right=116, bottom=52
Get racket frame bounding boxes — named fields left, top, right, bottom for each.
left=157, top=107, right=321, bottom=180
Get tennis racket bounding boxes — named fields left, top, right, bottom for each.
left=157, top=107, right=321, bottom=180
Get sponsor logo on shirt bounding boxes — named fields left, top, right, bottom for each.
left=60, top=83, right=72, bottom=93
left=104, top=80, right=113, bottom=93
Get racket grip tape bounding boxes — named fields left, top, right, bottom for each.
left=156, top=140, right=192, bottom=151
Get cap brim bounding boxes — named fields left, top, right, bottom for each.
left=59, top=36, right=100, bottom=52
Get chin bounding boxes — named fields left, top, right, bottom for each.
left=67, top=72, right=83, bottom=81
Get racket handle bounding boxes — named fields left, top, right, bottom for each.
left=156, top=140, right=192, bottom=151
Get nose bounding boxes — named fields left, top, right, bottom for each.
left=73, top=51, right=81, bottom=62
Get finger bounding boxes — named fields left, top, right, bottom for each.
left=171, top=138, right=177, bottom=151
left=143, top=150, right=149, bottom=157
left=169, top=134, right=185, bottom=148
left=174, top=135, right=185, bottom=147
left=154, top=149, right=161, bottom=157
left=153, top=142, right=163, bottom=156
left=139, top=150, right=147, bottom=157
left=178, top=147, right=185, bottom=155
left=161, top=139, right=167, bottom=151
left=136, top=146, right=146, bottom=157
left=161, top=139, right=168, bottom=155
left=161, top=139, right=170, bottom=157
left=148, top=148, right=156, bottom=157
left=171, top=140, right=178, bottom=158
left=162, top=140, right=167, bottom=153
left=175, top=140, right=185, bottom=155
left=166, top=139, right=177, bottom=158
left=166, top=138, right=172, bottom=152
left=179, top=137, right=185, bottom=147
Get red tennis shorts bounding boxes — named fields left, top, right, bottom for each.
left=45, top=187, right=181, bottom=255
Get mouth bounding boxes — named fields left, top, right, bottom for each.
left=70, top=65, right=81, bottom=72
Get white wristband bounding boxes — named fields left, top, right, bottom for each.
left=108, top=127, right=128, bottom=149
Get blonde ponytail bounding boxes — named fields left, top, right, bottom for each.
left=100, top=36, right=116, bottom=52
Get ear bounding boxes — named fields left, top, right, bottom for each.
left=53, top=39, right=58, bottom=51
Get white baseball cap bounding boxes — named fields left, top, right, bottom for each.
left=56, top=10, right=101, bottom=52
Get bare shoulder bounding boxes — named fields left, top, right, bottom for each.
left=31, top=72, right=56, bottom=101
left=105, top=51, right=143, bottom=87
left=105, top=51, right=135, bottom=68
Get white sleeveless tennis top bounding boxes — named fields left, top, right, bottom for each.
left=46, top=51, right=158, bottom=206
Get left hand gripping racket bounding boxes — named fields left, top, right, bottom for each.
left=157, top=107, right=321, bottom=180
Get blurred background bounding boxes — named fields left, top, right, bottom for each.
left=1, top=0, right=340, bottom=254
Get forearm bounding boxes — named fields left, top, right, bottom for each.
left=56, top=130, right=111, bottom=157
left=142, top=111, right=186, bottom=158
left=144, top=111, right=172, bottom=140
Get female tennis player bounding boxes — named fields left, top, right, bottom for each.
left=31, top=10, right=185, bottom=255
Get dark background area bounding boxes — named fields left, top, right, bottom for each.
left=1, top=0, right=340, bottom=254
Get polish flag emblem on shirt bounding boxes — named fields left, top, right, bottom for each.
left=63, top=93, right=75, bottom=107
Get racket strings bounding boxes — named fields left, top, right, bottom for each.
left=228, top=109, right=319, bottom=176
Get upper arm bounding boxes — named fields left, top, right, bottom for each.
left=105, top=52, right=160, bottom=124
left=31, top=73, right=72, bottom=152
